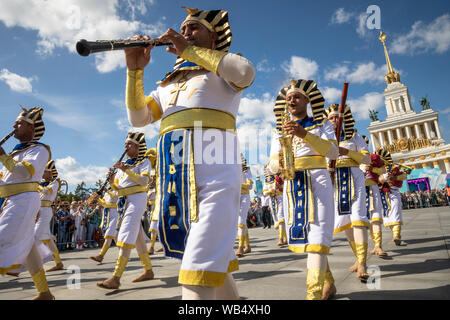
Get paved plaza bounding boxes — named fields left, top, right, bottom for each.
left=1, top=206, right=449, bottom=300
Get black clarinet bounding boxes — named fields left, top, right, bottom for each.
left=0, top=130, right=15, bottom=146
left=76, top=38, right=172, bottom=57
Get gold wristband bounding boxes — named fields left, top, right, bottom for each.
left=0, top=154, right=17, bottom=172
left=181, top=45, right=227, bottom=75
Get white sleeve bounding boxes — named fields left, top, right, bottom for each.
left=217, top=53, right=255, bottom=90
left=321, top=121, right=339, bottom=160
left=268, top=129, right=281, bottom=175
left=354, top=133, right=371, bottom=165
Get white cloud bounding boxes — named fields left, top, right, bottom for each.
left=0, top=0, right=165, bottom=73
left=347, top=92, right=385, bottom=120
left=282, top=56, right=319, bottom=80
left=55, top=156, right=108, bottom=188
left=322, top=87, right=342, bottom=104
left=356, top=12, right=369, bottom=38
left=0, top=68, right=34, bottom=93
left=324, top=62, right=387, bottom=84
left=256, top=59, right=275, bottom=73
left=238, top=92, right=275, bottom=124
left=391, top=14, right=450, bottom=55
left=331, top=8, right=354, bottom=24
left=116, top=117, right=159, bottom=144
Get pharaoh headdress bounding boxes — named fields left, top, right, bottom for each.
left=126, top=132, right=147, bottom=163
left=375, top=148, right=393, bottom=165
left=241, top=153, right=249, bottom=172
left=159, top=7, right=232, bottom=85
left=16, top=106, right=45, bottom=142
left=362, top=135, right=370, bottom=146
left=45, top=160, right=58, bottom=180
left=323, top=103, right=356, bottom=140
left=273, top=79, right=325, bottom=134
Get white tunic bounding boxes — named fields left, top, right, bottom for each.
left=0, top=144, right=51, bottom=273
left=35, top=178, right=60, bottom=241
left=333, top=132, right=370, bottom=233
left=101, top=189, right=119, bottom=239
left=115, top=158, right=151, bottom=248
left=238, top=169, right=253, bottom=227
left=269, top=120, right=337, bottom=254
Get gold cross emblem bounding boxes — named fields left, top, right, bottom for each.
left=169, top=80, right=188, bottom=105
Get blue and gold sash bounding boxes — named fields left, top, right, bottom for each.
left=156, top=129, right=197, bottom=259
left=270, top=196, right=278, bottom=217
left=365, top=186, right=374, bottom=220
left=335, top=167, right=355, bottom=215
left=379, top=190, right=391, bottom=217
left=116, top=197, right=127, bottom=231
left=101, top=208, right=110, bottom=233
left=286, top=170, right=314, bottom=246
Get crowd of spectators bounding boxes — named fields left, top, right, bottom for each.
left=401, top=186, right=450, bottom=210
left=50, top=198, right=103, bottom=251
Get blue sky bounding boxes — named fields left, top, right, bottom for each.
left=0, top=0, right=449, bottom=191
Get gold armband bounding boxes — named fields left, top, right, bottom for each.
left=125, top=169, right=143, bottom=184
left=126, top=69, right=147, bottom=111
left=0, top=154, right=17, bottom=172
left=346, top=150, right=365, bottom=164
left=181, top=45, right=227, bottom=75
left=110, top=179, right=119, bottom=191
left=303, top=132, right=332, bottom=157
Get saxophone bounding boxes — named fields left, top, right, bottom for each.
left=278, top=105, right=295, bottom=180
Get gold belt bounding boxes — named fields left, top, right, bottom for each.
left=103, top=203, right=117, bottom=209
left=0, top=182, right=40, bottom=198
left=294, top=156, right=327, bottom=171
left=336, top=158, right=359, bottom=168
left=159, top=108, right=236, bottom=137
left=365, top=180, right=378, bottom=186
left=41, top=200, right=53, bottom=207
left=241, top=184, right=250, bottom=194
left=117, top=185, right=147, bottom=197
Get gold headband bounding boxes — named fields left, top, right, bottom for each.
left=181, top=17, right=214, bottom=32
left=285, top=88, right=310, bottom=102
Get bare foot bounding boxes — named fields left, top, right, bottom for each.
left=357, top=263, right=369, bottom=282
left=32, top=291, right=55, bottom=300
left=131, top=270, right=154, bottom=283
left=46, top=262, right=64, bottom=272
left=148, top=247, right=154, bottom=255
left=97, top=276, right=121, bottom=289
left=235, top=247, right=244, bottom=258
left=243, top=247, right=251, bottom=254
left=90, top=255, right=104, bottom=263
left=370, top=246, right=388, bottom=257
left=322, top=283, right=337, bottom=300
left=349, top=260, right=358, bottom=273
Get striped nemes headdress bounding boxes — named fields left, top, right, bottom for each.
left=273, top=79, right=325, bottom=134
left=159, top=7, right=232, bottom=84
left=362, top=135, right=370, bottom=146
left=126, top=132, right=147, bottom=162
left=45, top=160, right=58, bottom=180
left=16, top=106, right=45, bottom=142
left=323, top=104, right=355, bottom=140
left=241, top=153, right=249, bottom=172
left=375, top=148, right=393, bottom=165
left=145, top=148, right=157, bottom=169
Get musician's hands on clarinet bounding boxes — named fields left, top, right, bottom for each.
left=113, top=161, right=127, bottom=172
left=282, top=121, right=307, bottom=139
left=124, top=35, right=153, bottom=70
left=158, top=28, right=189, bottom=57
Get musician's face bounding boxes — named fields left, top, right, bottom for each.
left=180, top=21, right=217, bottom=49
left=43, top=170, right=53, bottom=181
left=13, top=120, right=34, bottom=142
left=286, top=92, right=309, bottom=118
left=125, top=141, right=139, bottom=158
left=328, top=114, right=338, bottom=129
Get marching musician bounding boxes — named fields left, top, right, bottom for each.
left=235, top=154, right=253, bottom=258
left=37, top=160, right=64, bottom=272
left=0, top=107, right=54, bottom=300
left=267, top=79, right=339, bottom=300
left=96, top=132, right=154, bottom=289
left=90, top=186, right=119, bottom=263
left=361, top=136, right=389, bottom=257
left=325, top=104, right=372, bottom=282
left=263, top=166, right=287, bottom=246
left=123, top=7, right=255, bottom=300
